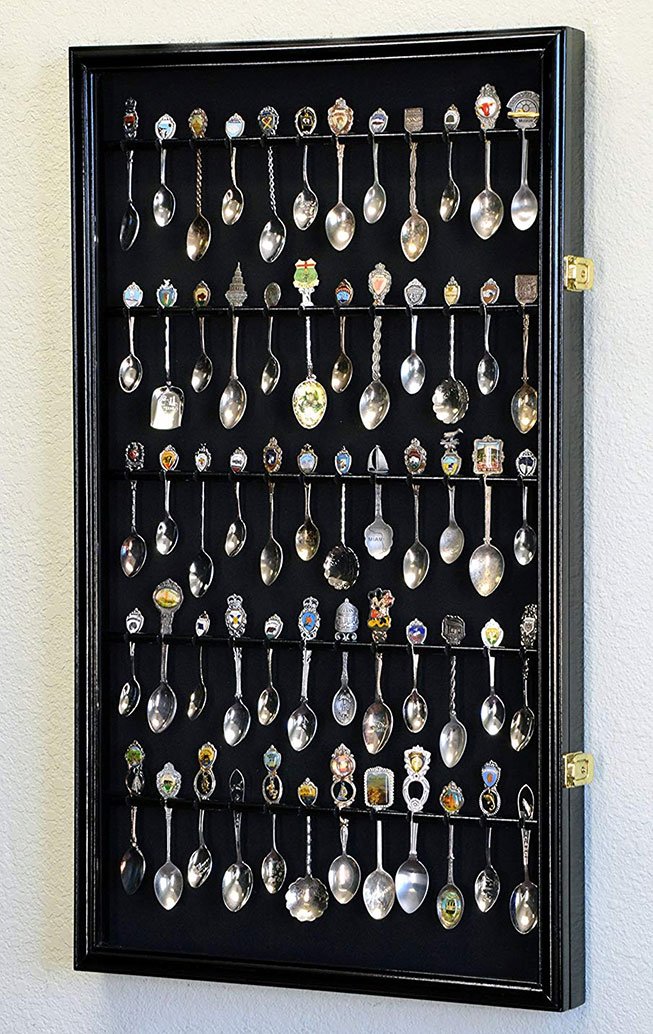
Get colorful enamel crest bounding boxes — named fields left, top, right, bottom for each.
left=520, top=604, right=538, bottom=649
left=156, top=761, right=181, bottom=800
left=298, top=597, right=320, bottom=640
left=225, top=594, right=247, bottom=638
left=225, top=263, right=247, bottom=307
left=155, top=113, right=176, bottom=140
left=444, top=104, right=460, bottom=131
left=263, top=437, right=282, bottom=474
left=439, top=781, right=464, bottom=815
left=441, top=614, right=465, bottom=646
left=124, top=740, right=145, bottom=795
left=188, top=108, right=208, bottom=138
left=123, top=98, right=138, bottom=138
left=443, top=276, right=461, bottom=306
left=195, top=611, right=210, bottom=637
left=516, top=449, right=537, bottom=478
left=159, top=444, right=179, bottom=473
left=156, top=279, right=177, bottom=309
left=472, top=435, right=505, bottom=475
left=480, top=278, right=500, bottom=306
left=367, top=587, right=395, bottom=643
left=479, top=760, right=502, bottom=816
left=225, top=112, right=245, bottom=139
left=402, top=746, right=431, bottom=812
left=194, top=743, right=217, bottom=800
left=335, top=278, right=354, bottom=306
left=327, top=97, right=354, bottom=136
left=330, top=744, right=357, bottom=808
left=297, top=778, right=318, bottom=806
left=369, top=108, right=388, bottom=134
left=293, top=257, right=319, bottom=297
left=195, top=444, right=211, bottom=473
left=125, top=441, right=144, bottom=471
left=295, top=106, right=317, bottom=136
left=481, top=618, right=504, bottom=650
left=262, top=745, right=283, bottom=804
left=297, top=444, right=318, bottom=475
left=440, top=431, right=463, bottom=477
left=364, top=766, right=394, bottom=810
left=404, top=106, right=424, bottom=133
left=230, top=446, right=247, bottom=473
left=334, top=446, right=352, bottom=475
left=507, top=90, right=540, bottom=130
left=265, top=613, right=284, bottom=640
left=258, top=105, right=279, bottom=137
left=125, top=608, right=144, bottom=635
left=193, top=280, right=211, bottom=307
left=123, top=282, right=143, bottom=308
left=152, top=579, right=183, bottom=614
left=406, top=618, right=427, bottom=647
left=368, top=262, right=392, bottom=305
left=335, top=598, right=359, bottom=641
left=475, top=84, right=501, bottom=130
left=404, top=438, right=427, bottom=475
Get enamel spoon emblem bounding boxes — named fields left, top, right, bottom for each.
left=325, top=98, right=355, bottom=250
left=507, top=91, right=540, bottom=230
left=153, top=113, right=176, bottom=226
left=292, top=259, right=327, bottom=428
left=470, top=85, right=504, bottom=239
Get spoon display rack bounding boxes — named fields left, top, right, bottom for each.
left=70, top=27, right=588, bottom=1011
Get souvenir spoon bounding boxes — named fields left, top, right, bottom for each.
left=403, top=482, right=430, bottom=589
left=223, top=595, right=250, bottom=747
left=364, top=445, right=393, bottom=560
left=260, top=437, right=283, bottom=585
left=189, top=445, right=214, bottom=598
left=363, top=766, right=395, bottom=919
left=191, top=280, right=213, bottom=393
left=404, top=437, right=427, bottom=477
left=360, top=263, right=392, bottom=430
left=432, top=277, right=469, bottom=424
left=261, top=282, right=281, bottom=395
left=222, top=769, right=254, bottom=911
left=186, top=108, right=211, bottom=260
left=469, top=445, right=505, bottom=597
left=512, top=274, right=539, bottom=433
left=258, top=614, right=283, bottom=724
left=507, top=91, right=540, bottom=230
left=477, top=279, right=501, bottom=395
left=222, top=112, right=245, bottom=225
left=440, top=105, right=461, bottom=221
left=401, top=279, right=427, bottom=393
left=470, top=85, right=504, bottom=239
left=258, top=106, right=286, bottom=262
left=151, top=280, right=184, bottom=430
left=187, top=743, right=217, bottom=888
left=480, top=619, right=506, bottom=735
left=286, top=779, right=329, bottom=921
left=118, top=282, right=143, bottom=392
left=188, top=612, right=210, bottom=720
left=400, top=108, right=429, bottom=260
left=396, top=746, right=431, bottom=913
left=325, top=98, right=355, bottom=250
left=328, top=745, right=360, bottom=904
left=147, top=580, right=183, bottom=734
left=120, top=442, right=147, bottom=578
left=219, top=264, right=248, bottom=429
left=474, top=760, right=502, bottom=911
left=261, top=746, right=286, bottom=893
left=331, top=279, right=354, bottom=392
left=363, top=108, right=388, bottom=224
left=155, top=444, right=179, bottom=556
left=292, top=259, right=327, bottom=427
left=514, top=450, right=537, bottom=565
left=362, top=651, right=393, bottom=754
left=119, top=98, right=140, bottom=251
left=440, top=481, right=465, bottom=564
left=153, top=113, right=176, bottom=226
left=403, top=618, right=428, bottom=733
left=332, top=599, right=359, bottom=726
left=120, top=741, right=146, bottom=894
left=293, top=106, right=319, bottom=230
left=510, top=784, right=538, bottom=934
left=437, top=782, right=465, bottom=929
left=295, top=479, right=320, bottom=561
left=225, top=446, right=247, bottom=558
left=119, top=608, right=144, bottom=716
left=324, top=448, right=359, bottom=591
left=511, top=604, right=537, bottom=751
left=439, top=615, right=467, bottom=768
left=287, top=598, right=320, bottom=751
left=154, top=762, right=183, bottom=909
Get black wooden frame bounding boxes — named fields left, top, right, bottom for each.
left=70, top=26, right=586, bottom=1011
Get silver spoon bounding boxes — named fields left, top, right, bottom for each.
left=222, top=120, right=245, bottom=226
left=469, top=476, right=505, bottom=597
left=324, top=463, right=359, bottom=591
left=475, top=824, right=500, bottom=912
left=329, top=817, right=361, bottom=904
left=364, top=445, right=393, bottom=560
left=439, top=481, right=465, bottom=564
left=292, top=259, right=328, bottom=428
left=120, top=443, right=147, bottom=578
left=293, top=106, right=318, bottom=229
left=187, top=743, right=217, bottom=889
left=118, top=282, right=143, bottom=392
left=191, top=280, right=213, bottom=393
left=258, top=106, right=286, bottom=262
left=186, top=108, right=211, bottom=261
left=470, top=85, right=503, bottom=238
left=400, top=112, right=429, bottom=261
left=258, top=647, right=280, bottom=725
left=439, top=616, right=467, bottom=768
left=154, top=762, right=183, bottom=910
left=514, top=475, right=537, bottom=565
left=189, top=447, right=214, bottom=598
left=187, top=612, right=210, bottom=721
left=325, top=98, right=355, bottom=251
left=155, top=445, right=179, bottom=556
left=360, top=263, right=392, bottom=430
left=260, top=746, right=286, bottom=893
left=508, top=91, right=540, bottom=230
left=403, top=619, right=428, bottom=733
left=401, top=279, right=427, bottom=393
left=395, top=746, right=431, bottom=913
left=151, top=280, right=184, bottom=430
left=511, top=605, right=537, bottom=751
left=147, top=580, right=183, bottom=734
left=440, top=105, right=461, bottom=221
left=260, top=480, right=283, bottom=585
left=119, top=98, right=140, bottom=251
left=403, top=482, right=430, bottom=589
left=362, top=651, right=393, bottom=755
left=222, top=769, right=253, bottom=912
left=296, top=479, right=320, bottom=561
left=332, top=599, right=359, bottom=726
left=261, top=282, right=281, bottom=394
left=223, top=645, right=250, bottom=747
left=477, top=279, right=501, bottom=395
left=510, top=785, right=538, bottom=934
left=363, top=107, right=388, bottom=223
left=480, top=620, right=506, bottom=735
left=436, top=806, right=464, bottom=929
left=219, top=264, right=248, bottom=429
left=432, top=279, right=469, bottom=425
left=331, top=279, right=354, bottom=392
left=153, top=113, right=176, bottom=226
left=287, top=646, right=318, bottom=751
left=286, top=779, right=329, bottom=922
left=120, top=741, right=146, bottom=895
left=119, top=608, right=144, bottom=716
left=512, top=283, right=539, bottom=433
left=225, top=449, right=247, bottom=557
left=363, top=769, right=395, bottom=920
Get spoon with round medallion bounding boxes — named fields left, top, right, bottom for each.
left=510, top=604, right=538, bottom=751
left=187, top=743, right=217, bottom=889
left=147, top=581, right=183, bottom=735
left=258, top=106, right=286, bottom=262
left=186, top=108, right=211, bottom=261
left=363, top=108, right=388, bottom=223
left=222, top=112, right=245, bottom=225
left=155, top=445, right=179, bottom=556
left=479, top=619, right=506, bottom=735
left=223, top=595, right=250, bottom=747
left=190, top=280, right=213, bottom=393
left=325, top=98, right=356, bottom=250
left=432, top=278, right=469, bottom=425
left=439, top=615, right=467, bottom=768
left=118, top=282, right=143, bottom=393
left=118, top=609, right=144, bottom=716
left=187, top=612, right=210, bottom=721
left=189, top=445, right=214, bottom=599
left=219, top=264, right=248, bottom=429
left=261, top=282, right=281, bottom=395
left=363, top=766, right=395, bottom=920
left=400, top=279, right=427, bottom=394
left=222, top=770, right=254, bottom=912
left=153, top=763, right=183, bottom=910
left=510, top=785, right=538, bottom=934
left=400, top=108, right=429, bottom=261
left=470, top=85, right=504, bottom=239
left=395, top=747, right=431, bottom=914
left=328, top=745, right=360, bottom=905
left=507, top=91, right=540, bottom=230
left=439, top=105, right=461, bottom=221
left=402, top=619, right=428, bottom=734
left=331, top=279, right=354, bottom=393
left=152, top=113, right=176, bottom=226
left=293, top=106, right=319, bottom=230
left=477, top=279, right=501, bottom=395
left=436, top=782, right=465, bottom=929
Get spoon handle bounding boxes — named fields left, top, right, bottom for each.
left=194, top=147, right=203, bottom=214
left=198, top=313, right=206, bottom=357
left=446, top=820, right=455, bottom=885
left=340, top=480, right=347, bottom=544
left=410, top=311, right=418, bottom=355
left=199, top=480, right=206, bottom=549
left=164, top=803, right=172, bottom=863
left=266, top=144, right=278, bottom=215
left=335, top=139, right=345, bottom=205
left=375, top=817, right=384, bottom=870
left=485, top=822, right=493, bottom=867
left=412, top=482, right=421, bottom=539
left=520, top=130, right=529, bottom=187
left=409, top=812, right=419, bottom=856
left=371, top=137, right=380, bottom=184
left=230, top=142, right=238, bottom=190
left=126, top=148, right=134, bottom=203
left=340, top=815, right=350, bottom=853
left=233, top=808, right=243, bottom=863
left=160, top=640, right=169, bottom=684
left=198, top=806, right=206, bottom=848
left=522, top=657, right=530, bottom=707
left=130, top=802, right=139, bottom=847
left=267, top=479, right=275, bottom=536
left=448, top=312, right=456, bottom=379
left=488, top=650, right=496, bottom=693
left=159, top=144, right=167, bottom=189
left=305, top=814, right=313, bottom=876
left=302, top=143, right=310, bottom=192
left=374, top=480, right=383, bottom=520
left=127, top=310, right=136, bottom=358
left=163, top=315, right=171, bottom=384
left=521, top=311, right=531, bottom=382
left=300, top=645, right=311, bottom=702
left=230, top=313, right=239, bottom=379
left=483, top=133, right=492, bottom=191
left=374, top=650, right=384, bottom=702
left=448, top=652, right=457, bottom=719
left=411, top=645, right=420, bottom=689
left=408, top=140, right=418, bottom=214
left=447, top=135, right=454, bottom=183
left=483, top=476, right=493, bottom=545
left=129, top=479, right=138, bottom=532
left=233, top=645, right=243, bottom=700
left=522, top=481, right=529, bottom=523
left=520, top=826, right=531, bottom=880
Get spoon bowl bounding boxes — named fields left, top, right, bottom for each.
left=119, top=676, right=141, bottom=717
left=510, top=880, right=538, bottom=934
left=120, top=202, right=139, bottom=251
left=258, top=684, right=280, bottom=726
left=153, top=183, right=175, bottom=227
left=325, top=201, right=356, bottom=251
left=481, top=692, right=506, bottom=735
left=259, top=215, right=286, bottom=263
left=439, top=717, right=467, bottom=768
left=440, top=179, right=460, bottom=222
left=118, top=353, right=143, bottom=393
left=400, top=351, right=426, bottom=394
left=331, top=350, right=353, bottom=393
left=323, top=543, right=359, bottom=591
left=189, top=549, right=214, bottom=598
left=436, top=882, right=464, bottom=929
left=400, top=213, right=429, bottom=262
left=147, top=679, right=177, bottom=734
left=363, top=181, right=387, bottom=224
left=477, top=351, right=500, bottom=395
left=510, top=705, right=535, bottom=751
left=186, top=213, right=211, bottom=261
left=403, top=540, right=430, bottom=589
left=191, top=351, right=213, bottom=393
left=440, top=522, right=464, bottom=564
left=120, top=532, right=147, bottom=578
left=260, top=536, right=283, bottom=586
left=514, top=522, right=537, bottom=565
left=285, top=875, right=329, bottom=921
left=470, top=188, right=504, bottom=240
left=293, top=187, right=318, bottom=230
left=511, top=183, right=538, bottom=230
left=295, top=518, right=320, bottom=562
left=261, top=353, right=281, bottom=395
left=187, top=844, right=212, bottom=888
left=223, top=698, right=251, bottom=747
left=469, top=543, right=505, bottom=597
left=475, top=863, right=500, bottom=912
left=222, top=861, right=253, bottom=912
left=362, top=699, right=393, bottom=754
left=187, top=680, right=207, bottom=721
left=287, top=700, right=317, bottom=752
left=395, top=855, right=429, bottom=914
left=153, top=859, right=183, bottom=910
left=120, top=843, right=146, bottom=895
left=359, top=380, right=390, bottom=430
left=219, top=378, right=247, bottom=430
left=363, top=867, right=395, bottom=920
left=222, top=185, right=244, bottom=226
left=261, top=847, right=287, bottom=893
left=403, top=688, right=427, bottom=733
left=329, top=852, right=361, bottom=904
left=156, top=514, right=178, bottom=556
left=511, top=383, right=538, bottom=433
left=432, top=378, right=469, bottom=425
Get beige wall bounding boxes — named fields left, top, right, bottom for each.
left=1, top=2, right=651, bottom=1031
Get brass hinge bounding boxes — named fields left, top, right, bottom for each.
left=563, top=751, right=595, bottom=788
left=564, top=255, right=595, bottom=292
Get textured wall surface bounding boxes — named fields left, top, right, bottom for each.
left=1, top=2, right=651, bottom=1031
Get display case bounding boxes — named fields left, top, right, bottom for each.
left=71, top=26, right=590, bottom=1011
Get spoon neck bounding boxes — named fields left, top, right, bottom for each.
left=335, top=139, right=345, bottom=203
left=488, top=650, right=496, bottom=691
left=374, top=650, right=384, bottom=701
left=160, top=145, right=167, bottom=186
left=267, top=646, right=273, bottom=681
left=372, top=138, right=380, bottom=181
left=410, top=311, right=419, bottom=353
left=127, top=311, right=136, bottom=356
left=125, top=149, right=134, bottom=201
left=448, top=313, right=456, bottom=377
left=447, top=480, right=456, bottom=520
left=411, top=646, right=420, bottom=687
left=412, top=483, right=420, bottom=537
left=160, top=640, right=169, bottom=683
left=164, top=803, right=172, bottom=862
left=304, top=314, right=314, bottom=376
left=302, top=142, right=309, bottom=187
left=232, top=645, right=243, bottom=698
left=483, top=134, right=492, bottom=190
left=197, top=643, right=204, bottom=680
left=230, top=314, right=240, bottom=377
left=485, top=823, right=493, bottom=865
left=267, top=479, right=275, bottom=534
left=233, top=810, right=243, bottom=863
left=521, top=312, right=531, bottom=381
left=371, top=315, right=383, bottom=380
left=229, top=143, right=238, bottom=186
left=483, top=306, right=491, bottom=352
left=339, top=480, right=347, bottom=543
left=522, top=481, right=529, bottom=522
left=449, top=654, right=457, bottom=716
left=130, top=803, right=138, bottom=846
left=374, top=480, right=383, bottom=518
left=483, top=477, right=493, bottom=544
left=447, top=136, right=454, bottom=179
left=194, top=148, right=203, bottom=213
left=300, top=645, right=311, bottom=700
left=163, top=315, right=172, bottom=383
left=408, top=140, right=418, bottom=214
left=446, top=820, right=455, bottom=884
left=409, top=813, right=419, bottom=855
left=375, top=817, right=384, bottom=869
left=520, top=130, right=529, bottom=186
left=130, top=480, right=138, bottom=530
left=199, top=481, right=206, bottom=546
left=198, top=314, right=206, bottom=355
left=266, top=144, right=278, bottom=214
